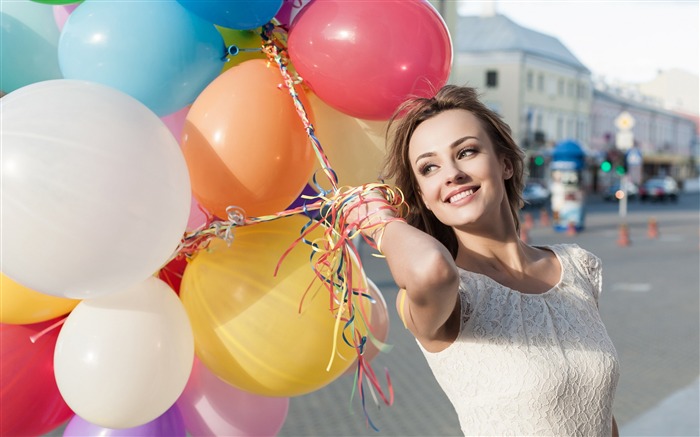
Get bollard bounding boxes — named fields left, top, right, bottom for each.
left=539, top=208, right=550, bottom=227
left=524, top=212, right=534, bottom=230
left=648, top=217, right=659, bottom=239
left=566, top=221, right=577, bottom=236
left=519, top=225, right=530, bottom=244
left=617, top=223, right=631, bottom=247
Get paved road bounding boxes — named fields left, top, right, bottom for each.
left=277, top=193, right=700, bottom=436
left=42, top=193, right=698, bottom=437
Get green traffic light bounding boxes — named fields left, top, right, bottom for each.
left=615, top=165, right=625, bottom=175
left=534, top=156, right=544, bottom=166
left=601, top=161, right=612, bottom=172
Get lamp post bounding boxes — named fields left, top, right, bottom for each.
left=615, top=111, right=635, bottom=220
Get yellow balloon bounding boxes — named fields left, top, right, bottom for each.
left=307, top=92, right=391, bottom=188
left=217, top=26, right=267, bottom=73
left=180, top=215, right=371, bottom=397
left=0, top=273, right=79, bottom=324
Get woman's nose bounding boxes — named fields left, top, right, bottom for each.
left=445, top=164, right=466, bottom=184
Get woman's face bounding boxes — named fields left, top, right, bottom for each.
left=408, top=109, right=513, bottom=229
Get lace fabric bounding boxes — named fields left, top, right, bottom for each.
left=417, top=244, right=619, bottom=436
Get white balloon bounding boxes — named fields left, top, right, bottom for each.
left=54, top=276, right=194, bottom=429
left=1, top=80, right=191, bottom=298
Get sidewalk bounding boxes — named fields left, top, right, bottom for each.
left=620, top=378, right=700, bottom=436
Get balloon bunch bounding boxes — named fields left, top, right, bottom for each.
left=1, top=0, right=452, bottom=435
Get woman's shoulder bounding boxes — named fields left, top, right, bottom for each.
left=543, top=243, right=601, bottom=267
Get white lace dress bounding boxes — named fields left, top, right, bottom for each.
left=418, top=244, right=620, bottom=436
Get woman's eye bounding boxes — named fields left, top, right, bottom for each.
left=419, top=163, right=436, bottom=175
left=457, top=148, right=476, bottom=159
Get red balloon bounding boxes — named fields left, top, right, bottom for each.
left=1, top=319, right=73, bottom=436
left=158, top=256, right=189, bottom=294
left=288, top=0, right=452, bottom=120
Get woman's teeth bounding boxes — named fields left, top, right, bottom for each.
left=448, top=189, right=475, bottom=203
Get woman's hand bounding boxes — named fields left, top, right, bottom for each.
left=341, top=187, right=400, bottom=244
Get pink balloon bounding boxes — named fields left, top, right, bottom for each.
left=177, top=358, right=289, bottom=437
left=161, top=105, right=190, bottom=143
left=53, top=4, right=79, bottom=32
left=343, top=279, right=390, bottom=377
left=364, top=279, right=390, bottom=363
left=186, top=195, right=209, bottom=232
left=288, top=0, right=452, bottom=120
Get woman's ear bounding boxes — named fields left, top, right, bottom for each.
left=502, top=156, right=514, bottom=180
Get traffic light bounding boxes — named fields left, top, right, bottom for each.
left=615, top=165, right=626, bottom=176
left=534, top=156, right=544, bottom=166
left=601, top=160, right=612, bottom=172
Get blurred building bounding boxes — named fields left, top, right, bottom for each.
left=638, top=68, right=699, bottom=116
left=445, top=4, right=698, bottom=190
left=449, top=8, right=591, bottom=181
left=591, top=80, right=697, bottom=186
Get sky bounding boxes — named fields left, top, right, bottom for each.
left=456, top=1, right=699, bottom=84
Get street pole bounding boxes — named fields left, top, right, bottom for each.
left=619, top=175, right=628, bottom=219
left=615, top=111, right=635, bottom=245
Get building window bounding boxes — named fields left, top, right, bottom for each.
left=558, top=79, right=565, bottom=96
left=527, top=71, right=534, bottom=90
left=537, top=74, right=544, bottom=92
left=556, top=117, right=563, bottom=139
left=486, top=70, right=498, bottom=88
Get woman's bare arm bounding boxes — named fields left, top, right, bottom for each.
left=345, top=189, right=459, bottom=342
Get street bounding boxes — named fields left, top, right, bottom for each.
left=278, top=192, right=700, bottom=436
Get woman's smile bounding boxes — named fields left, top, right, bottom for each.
left=445, top=186, right=480, bottom=204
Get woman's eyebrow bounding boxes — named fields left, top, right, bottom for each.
left=414, top=136, right=478, bottom=165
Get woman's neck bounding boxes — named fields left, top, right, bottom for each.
left=452, top=207, right=533, bottom=276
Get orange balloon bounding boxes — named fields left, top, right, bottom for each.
left=182, top=59, right=316, bottom=218
left=0, top=273, right=79, bottom=324
left=308, top=92, right=389, bottom=187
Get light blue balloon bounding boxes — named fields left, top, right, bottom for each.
left=58, top=0, right=225, bottom=116
left=177, top=0, right=282, bottom=30
left=0, top=0, right=63, bottom=93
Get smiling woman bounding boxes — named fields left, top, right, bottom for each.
left=344, top=85, right=620, bottom=436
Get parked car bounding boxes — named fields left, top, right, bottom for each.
left=522, top=181, right=550, bottom=207
left=603, top=181, right=639, bottom=202
left=639, top=177, right=679, bottom=202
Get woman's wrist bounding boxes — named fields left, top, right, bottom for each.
left=371, top=217, right=405, bottom=253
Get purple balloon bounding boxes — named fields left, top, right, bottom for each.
left=63, top=404, right=185, bottom=436
left=287, top=183, right=319, bottom=210
left=275, top=0, right=312, bottom=27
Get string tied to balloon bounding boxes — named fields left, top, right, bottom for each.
left=172, top=22, right=407, bottom=429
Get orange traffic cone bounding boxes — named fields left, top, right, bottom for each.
left=520, top=225, right=530, bottom=244
left=617, top=223, right=631, bottom=247
left=566, top=221, right=577, bottom=236
left=540, top=209, right=550, bottom=227
left=524, top=212, right=534, bottom=230
left=648, top=217, right=659, bottom=239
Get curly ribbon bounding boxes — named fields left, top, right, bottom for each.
left=172, top=23, right=407, bottom=428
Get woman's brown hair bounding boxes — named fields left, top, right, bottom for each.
left=382, top=85, right=525, bottom=258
